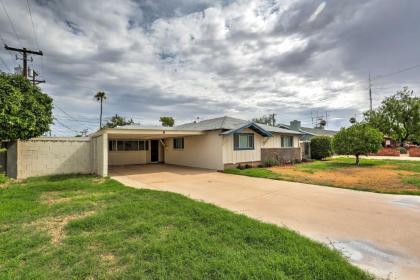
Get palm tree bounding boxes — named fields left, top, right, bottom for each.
left=94, top=91, right=107, bottom=129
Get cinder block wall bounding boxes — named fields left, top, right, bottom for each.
left=14, top=137, right=93, bottom=179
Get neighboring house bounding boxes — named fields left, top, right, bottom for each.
left=279, top=120, right=337, bottom=159
left=5, top=116, right=302, bottom=179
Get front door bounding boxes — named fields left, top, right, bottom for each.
left=151, top=140, right=159, bottom=162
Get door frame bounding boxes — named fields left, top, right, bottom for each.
left=150, top=140, right=159, bottom=163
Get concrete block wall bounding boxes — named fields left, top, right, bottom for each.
left=13, top=137, right=93, bottom=179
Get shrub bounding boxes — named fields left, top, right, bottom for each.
left=399, top=147, right=407, bottom=154
left=244, top=164, right=253, bottom=169
left=0, top=173, right=7, bottom=184
left=310, top=136, right=332, bottom=160
left=263, top=158, right=279, bottom=167
left=237, top=164, right=246, bottom=170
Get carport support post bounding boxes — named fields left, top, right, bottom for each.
left=102, top=132, right=108, bottom=177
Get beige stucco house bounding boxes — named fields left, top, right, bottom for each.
left=5, top=116, right=302, bottom=179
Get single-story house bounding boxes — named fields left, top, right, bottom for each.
left=5, top=116, right=302, bottom=179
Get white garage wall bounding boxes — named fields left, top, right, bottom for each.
left=164, top=130, right=224, bottom=170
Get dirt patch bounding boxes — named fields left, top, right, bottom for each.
left=30, top=211, right=95, bottom=244
left=269, top=165, right=419, bottom=193
left=41, top=190, right=112, bottom=204
left=92, top=178, right=106, bottom=184
left=41, top=191, right=72, bottom=204
left=100, top=252, right=116, bottom=262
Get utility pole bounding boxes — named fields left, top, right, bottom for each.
left=29, top=69, right=45, bottom=85
left=4, top=44, right=43, bottom=78
left=368, top=72, right=373, bottom=112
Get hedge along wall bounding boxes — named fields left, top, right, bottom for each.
left=408, top=147, right=420, bottom=157
left=373, top=147, right=400, bottom=156
left=9, top=137, right=93, bottom=179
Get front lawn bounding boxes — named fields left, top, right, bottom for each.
left=225, top=157, right=420, bottom=195
left=0, top=176, right=371, bottom=279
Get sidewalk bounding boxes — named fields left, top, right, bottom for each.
left=333, top=154, right=420, bottom=161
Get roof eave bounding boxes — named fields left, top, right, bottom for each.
left=220, top=122, right=273, bottom=137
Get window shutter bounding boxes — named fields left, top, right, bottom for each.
left=281, top=137, right=284, bottom=147
left=290, top=136, right=294, bottom=147
left=234, top=134, right=239, bottom=149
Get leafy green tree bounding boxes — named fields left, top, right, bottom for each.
left=104, top=114, right=134, bottom=128
left=310, top=136, right=332, bottom=160
left=94, top=91, right=107, bottom=129
left=159, top=116, right=175, bottom=127
left=364, top=87, right=420, bottom=144
left=0, top=72, right=53, bottom=141
left=252, top=114, right=276, bottom=126
left=332, top=123, right=383, bottom=165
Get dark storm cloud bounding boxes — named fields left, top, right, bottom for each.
left=0, top=0, right=419, bottom=135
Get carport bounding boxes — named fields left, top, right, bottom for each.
left=90, top=127, right=204, bottom=177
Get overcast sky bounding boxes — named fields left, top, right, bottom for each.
left=0, top=0, right=419, bottom=135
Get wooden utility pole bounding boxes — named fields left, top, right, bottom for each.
left=368, top=72, right=373, bottom=112
left=30, top=69, right=45, bottom=85
left=4, top=44, right=43, bottom=78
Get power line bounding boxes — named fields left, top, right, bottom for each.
left=53, top=118, right=83, bottom=134
left=0, top=0, right=22, bottom=45
left=25, top=0, right=43, bottom=72
left=26, top=0, right=39, bottom=49
left=372, top=63, right=420, bottom=81
left=54, top=104, right=98, bottom=124
left=0, top=32, right=15, bottom=63
left=55, top=114, right=99, bottom=124
left=0, top=55, right=10, bottom=71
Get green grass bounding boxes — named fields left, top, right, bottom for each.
left=224, top=168, right=286, bottom=180
left=402, top=175, right=420, bottom=188
left=0, top=175, right=372, bottom=280
left=297, top=157, right=420, bottom=173
left=0, top=173, right=7, bottom=184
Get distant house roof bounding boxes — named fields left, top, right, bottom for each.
left=279, top=124, right=337, bottom=137
left=176, top=116, right=300, bottom=135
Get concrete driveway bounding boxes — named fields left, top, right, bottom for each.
left=110, top=164, right=420, bottom=280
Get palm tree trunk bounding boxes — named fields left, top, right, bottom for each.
left=99, top=99, right=103, bottom=129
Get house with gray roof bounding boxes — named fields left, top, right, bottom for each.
left=6, top=116, right=302, bottom=178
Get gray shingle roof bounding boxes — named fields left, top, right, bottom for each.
left=109, top=116, right=301, bottom=135
left=176, top=116, right=300, bottom=134
left=279, top=124, right=337, bottom=136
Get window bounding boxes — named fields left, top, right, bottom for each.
left=108, top=140, right=115, bottom=151
left=281, top=136, right=294, bottom=148
left=124, top=141, right=138, bottom=151
left=117, top=140, right=124, bottom=151
left=234, top=133, right=254, bottom=150
left=108, top=140, right=149, bottom=151
left=173, top=137, right=184, bottom=149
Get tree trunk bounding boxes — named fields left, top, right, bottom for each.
left=355, top=154, right=360, bottom=166
left=99, top=100, right=103, bottom=129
